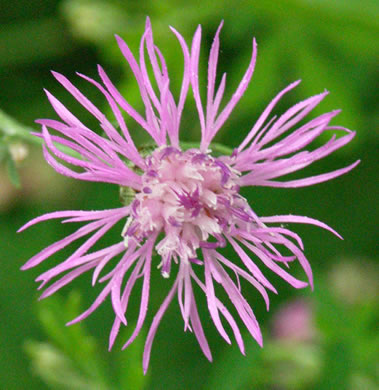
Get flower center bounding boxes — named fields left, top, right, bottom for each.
left=122, top=146, right=247, bottom=277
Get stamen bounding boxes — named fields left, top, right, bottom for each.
left=143, top=187, right=152, bottom=194
left=127, top=147, right=246, bottom=270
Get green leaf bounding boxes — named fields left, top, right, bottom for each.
left=28, top=291, right=151, bottom=389
left=34, top=292, right=108, bottom=388
left=6, top=156, right=21, bottom=187
left=262, top=342, right=322, bottom=389
left=0, top=109, right=36, bottom=141
left=24, top=341, right=104, bottom=390
left=115, top=326, right=148, bottom=390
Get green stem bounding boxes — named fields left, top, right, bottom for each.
left=0, top=109, right=39, bottom=143
left=0, top=109, right=81, bottom=158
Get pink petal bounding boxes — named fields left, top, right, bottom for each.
left=203, top=251, right=231, bottom=344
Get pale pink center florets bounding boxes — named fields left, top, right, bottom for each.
left=123, top=147, right=247, bottom=277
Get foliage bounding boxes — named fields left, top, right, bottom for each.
left=25, top=291, right=148, bottom=390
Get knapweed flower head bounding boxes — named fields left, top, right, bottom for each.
left=20, top=18, right=359, bottom=372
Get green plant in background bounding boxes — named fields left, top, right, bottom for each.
left=25, top=291, right=148, bottom=390
left=26, top=262, right=378, bottom=389
left=0, top=109, right=83, bottom=187
left=0, top=110, right=33, bottom=187
left=205, top=262, right=379, bottom=390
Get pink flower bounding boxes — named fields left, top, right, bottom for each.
left=271, top=299, right=316, bottom=342
left=19, top=18, right=359, bottom=372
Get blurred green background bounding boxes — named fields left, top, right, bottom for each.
left=0, top=0, right=378, bottom=389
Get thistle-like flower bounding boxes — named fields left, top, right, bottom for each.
left=20, top=19, right=359, bottom=372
